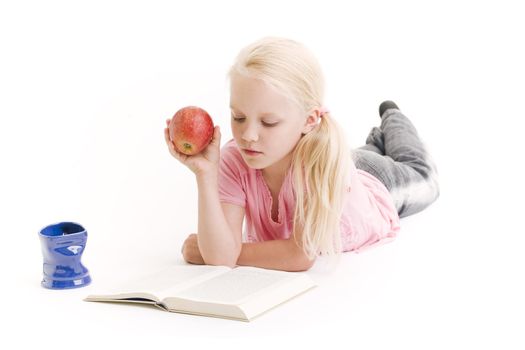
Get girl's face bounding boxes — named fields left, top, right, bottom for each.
left=229, top=72, right=313, bottom=175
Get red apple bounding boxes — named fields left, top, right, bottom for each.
left=169, top=106, right=214, bottom=155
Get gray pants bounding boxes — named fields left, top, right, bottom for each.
left=352, top=108, right=440, bottom=218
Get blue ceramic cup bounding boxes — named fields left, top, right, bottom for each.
left=39, top=222, right=92, bottom=289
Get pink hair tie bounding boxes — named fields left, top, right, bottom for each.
left=319, top=106, right=329, bottom=117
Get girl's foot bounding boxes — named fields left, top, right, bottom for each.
left=379, top=100, right=399, bottom=118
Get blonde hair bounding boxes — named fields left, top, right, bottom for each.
left=228, top=37, right=351, bottom=260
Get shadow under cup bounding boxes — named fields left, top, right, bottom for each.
left=39, top=222, right=91, bottom=289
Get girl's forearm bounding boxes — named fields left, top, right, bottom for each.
left=236, top=239, right=315, bottom=272
left=196, top=172, right=240, bottom=266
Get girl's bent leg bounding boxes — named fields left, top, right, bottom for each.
left=358, top=126, right=385, bottom=155
left=380, top=108, right=436, bottom=180
left=352, top=108, right=439, bottom=218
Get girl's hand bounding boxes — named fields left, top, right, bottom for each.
left=181, top=233, right=205, bottom=265
left=164, top=119, right=221, bottom=177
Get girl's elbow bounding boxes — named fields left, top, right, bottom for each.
left=207, top=260, right=237, bottom=268
left=202, top=248, right=240, bottom=268
left=292, top=253, right=316, bottom=271
left=287, top=240, right=316, bottom=271
left=300, top=258, right=316, bottom=271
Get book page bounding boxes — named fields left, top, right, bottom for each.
left=172, top=266, right=304, bottom=305
left=87, top=265, right=230, bottom=300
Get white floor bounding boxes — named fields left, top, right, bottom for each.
left=2, top=1, right=524, bottom=348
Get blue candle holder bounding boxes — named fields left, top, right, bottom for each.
left=39, top=222, right=91, bottom=289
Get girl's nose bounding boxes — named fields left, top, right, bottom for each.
left=241, top=124, right=259, bottom=143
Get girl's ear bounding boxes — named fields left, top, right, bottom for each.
left=301, top=108, right=322, bottom=135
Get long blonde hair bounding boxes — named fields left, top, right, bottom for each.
left=228, top=37, right=351, bottom=259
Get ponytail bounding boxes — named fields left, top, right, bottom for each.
left=291, top=112, right=351, bottom=259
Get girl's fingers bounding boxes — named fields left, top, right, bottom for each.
left=169, top=142, right=188, bottom=162
left=164, top=128, right=171, bottom=144
left=164, top=122, right=191, bottom=164
left=210, top=125, right=221, bottom=146
left=164, top=128, right=180, bottom=158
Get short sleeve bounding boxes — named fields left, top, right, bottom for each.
left=218, top=140, right=247, bottom=207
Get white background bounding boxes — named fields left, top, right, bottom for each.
left=1, top=0, right=524, bottom=348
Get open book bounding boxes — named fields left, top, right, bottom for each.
left=84, top=265, right=316, bottom=321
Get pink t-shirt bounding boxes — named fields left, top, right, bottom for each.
left=218, top=139, right=400, bottom=253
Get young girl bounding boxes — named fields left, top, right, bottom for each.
left=163, top=37, right=439, bottom=272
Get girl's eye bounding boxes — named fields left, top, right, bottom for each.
left=232, top=116, right=278, bottom=127
left=232, top=116, right=245, bottom=123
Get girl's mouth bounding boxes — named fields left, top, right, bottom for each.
left=243, top=149, right=263, bottom=156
